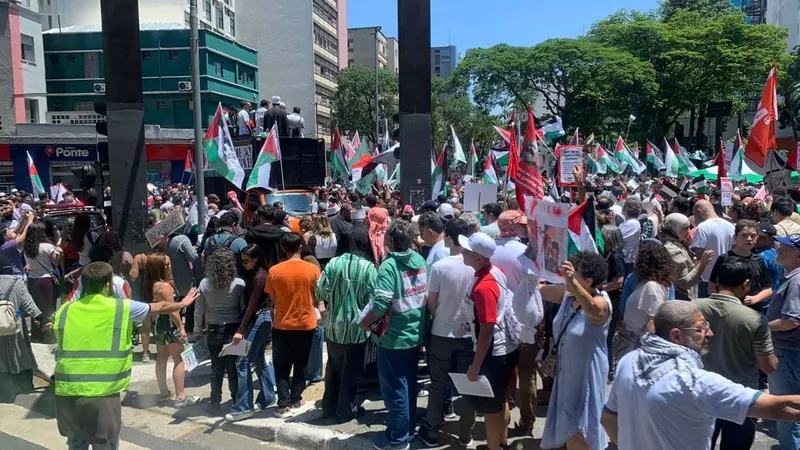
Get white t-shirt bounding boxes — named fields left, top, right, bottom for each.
left=28, top=243, right=56, bottom=279
left=606, top=350, right=760, bottom=450
left=254, top=107, right=267, bottom=132
left=428, top=255, right=475, bottom=339
left=237, top=109, right=251, bottom=135
left=691, top=218, right=735, bottom=282
left=619, top=218, right=641, bottom=264
left=313, top=234, right=338, bottom=259
left=623, top=280, right=669, bottom=333
left=77, top=233, right=98, bottom=266
left=490, top=238, right=528, bottom=291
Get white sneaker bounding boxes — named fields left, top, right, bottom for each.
left=225, top=410, right=255, bottom=422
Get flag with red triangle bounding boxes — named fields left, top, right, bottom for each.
left=246, top=122, right=281, bottom=191
left=184, top=150, right=193, bottom=173
left=745, top=63, right=778, bottom=171
left=27, top=151, right=45, bottom=197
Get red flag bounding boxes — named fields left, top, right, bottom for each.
left=507, top=110, right=519, bottom=180
left=715, top=138, right=726, bottom=187
left=184, top=150, right=192, bottom=173
left=745, top=63, right=778, bottom=169
left=514, top=104, right=545, bottom=211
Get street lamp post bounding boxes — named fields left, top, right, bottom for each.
left=373, top=26, right=381, bottom=150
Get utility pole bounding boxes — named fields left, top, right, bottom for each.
left=99, top=0, right=148, bottom=251
left=373, top=26, right=382, bottom=149
left=190, top=0, right=206, bottom=230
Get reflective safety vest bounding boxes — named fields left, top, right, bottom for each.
left=53, top=294, right=133, bottom=397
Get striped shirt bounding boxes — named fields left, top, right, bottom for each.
left=316, top=253, right=378, bottom=345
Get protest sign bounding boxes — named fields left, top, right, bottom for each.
left=145, top=209, right=185, bottom=248
left=463, top=183, right=498, bottom=212
left=558, top=145, right=583, bottom=187
left=720, top=178, right=733, bottom=206
left=181, top=339, right=211, bottom=372
left=724, top=142, right=734, bottom=171
left=526, top=199, right=569, bottom=284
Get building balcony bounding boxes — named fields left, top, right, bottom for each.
left=316, top=103, right=331, bottom=117
left=323, top=0, right=337, bottom=11
left=378, top=53, right=387, bottom=65
left=314, top=73, right=337, bottom=91
left=314, top=43, right=339, bottom=66
left=313, top=11, right=338, bottom=38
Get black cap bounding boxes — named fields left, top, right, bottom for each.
left=758, top=221, right=777, bottom=237
left=421, top=200, right=438, bottom=212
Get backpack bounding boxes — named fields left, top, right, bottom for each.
left=0, top=280, right=19, bottom=336
left=500, top=283, right=523, bottom=347
left=207, top=234, right=237, bottom=257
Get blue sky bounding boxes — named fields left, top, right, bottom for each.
left=346, top=0, right=660, bottom=51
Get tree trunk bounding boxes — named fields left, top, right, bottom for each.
left=695, top=104, right=707, bottom=151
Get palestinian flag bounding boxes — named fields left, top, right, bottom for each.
left=331, top=128, right=350, bottom=180
left=615, top=137, right=645, bottom=174
left=491, top=149, right=509, bottom=168
left=465, top=140, right=478, bottom=181
left=493, top=125, right=512, bottom=144
left=570, top=128, right=580, bottom=145
left=347, top=131, right=360, bottom=160
left=646, top=140, right=665, bottom=170
left=664, top=137, right=680, bottom=178
left=676, top=139, right=698, bottom=173
left=432, top=144, right=446, bottom=199
left=585, top=153, right=598, bottom=174
left=729, top=143, right=746, bottom=181
left=714, top=138, right=727, bottom=187
left=203, top=103, right=245, bottom=188
left=541, top=116, right=565, bottom=141
left=451, top=125, right=467, bottom=168
left=350, top=131, right=372, bottom=164
left=483, top=152, right=498, bottom=184
left=568, top=197, right=602, bottom=256
left=27, top=151, right=45, bottom=197
left=351, top=146, right=396, bottom=182
left=693, top=174, right=708, bottom=194
left=246, top=122, right=281, bottom=191
left=596, top=144, right=622, bottom=174
left=184, top=150, right=193, bottom=173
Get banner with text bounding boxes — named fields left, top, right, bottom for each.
left=558, top=145, right=584, bottom=187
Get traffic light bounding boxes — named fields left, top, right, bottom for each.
left=721, top=121, right=728, bottom=133
left=94, top=102, right=108, bottom=154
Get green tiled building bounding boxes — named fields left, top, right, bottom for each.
left=43, top=25, right=258, bottom=129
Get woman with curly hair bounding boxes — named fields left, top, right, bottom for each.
left=194, top=247, right=246, bottom=416
left=24, top=222, right=62, bottom=343
left=540, top=252, right=612, bottom=450
left=613, top=240, right=676, bottom=360
left=144, top=253, right=199, bottom=408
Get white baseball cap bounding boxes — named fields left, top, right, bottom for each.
left=458, top=232, right=496, bottom=259
left=437, top=203, right=455, bottom=220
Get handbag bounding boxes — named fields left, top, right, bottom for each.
left=33, top=258, right=62, bottom=291
left=538, top=304, right=581, bottom=378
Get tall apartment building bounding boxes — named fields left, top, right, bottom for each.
left=431, top=45, right=459, bottom=79
left=43, top=26, right=257, bottom=129
left=386, top=37, right=399, bottom=74
left=0, top=0, right=47, bottom=132
left=347, top=26, right=387, bottom=69
left=237, top=0, right=345, bottom=145
left=766, top=0, right=800, bottom=51
left=40, top=0, right=238, bottom=40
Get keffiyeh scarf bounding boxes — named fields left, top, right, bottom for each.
left=634, top=333, right=703, bottom=392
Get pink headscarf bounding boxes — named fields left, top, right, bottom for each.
left=368, top=207, right=389, bottom=265
left=227, top=191, right=243, bottom=210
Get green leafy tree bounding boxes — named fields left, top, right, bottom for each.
left=588, top=10, right=788, bottom=141
left=452, top=39, right=659, bottom=133
left=331, top=66, right=399, bottom=145
left=659, top=0, right=735, bottom=20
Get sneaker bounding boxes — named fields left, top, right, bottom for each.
left=290, top=400, right=305, bottom=409
left=141, top=352, right=151, bottom=363
left=512, top=421, right=534, bottom=437
left=225, top=410, right=255, bottom=422
left=256, top=399, right=277, bottom=411
left=207, top=403, right=222, bottom=417
left=274, top=407, right=292, bottom=418
left=444, top=410, right=459, bottom=421
left=417, top=427, right=439, bottom=447
left=372, top=440, right=410, bottom=450
left=157, top=392, right=172, bottom=403
left=174, top=396, right=200, bottom=409
left=458, top=433, right=473, bottom=447
left=417, top=389, right=429, bottom=398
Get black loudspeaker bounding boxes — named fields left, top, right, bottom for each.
left=398, top=0, right=432, bottom=207
left=258, top=137, right=325, bottom=190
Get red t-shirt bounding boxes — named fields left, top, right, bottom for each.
left=471, top=265, right=500, bottom=325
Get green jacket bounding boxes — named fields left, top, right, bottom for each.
left=316, top=253, right=377, bottom=345
left=370, top=250, right=428, bottom=350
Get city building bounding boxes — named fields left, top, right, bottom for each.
left=40, top=0, right=238, bottom=40
left=237, top=0, right=344, bottom=145
left=766, top=0, right=799, bottom=52
left=42, top=24, right=258, bottom=129
left=386, top=37, right=399, bottom=74
left=431, top=45, right=459, bottom=79
left=347, top=26, right=387, bottom=70
left=0, top=0, right=48, bottom=133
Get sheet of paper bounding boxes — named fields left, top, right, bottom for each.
left=181, top=340, right=211, bottom=372
left=448, top=373, right=495, bottom=398
left=219, top=340, right=250, bottom=357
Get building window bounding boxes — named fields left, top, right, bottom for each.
left=214, top=61, right=223, bottom=77
left=25, top=99, right=39, bottom=123
left=74, top=102, right=94, bottom=111
left=142, top=51, right=152, bottom=60
left=348, top=59, right=354, bottom=66
left=216, top=7, right=224, bottom=29
left=434, top=54, right=440, bottom=65
left=21, top=34, right=35, bottom=63
left=48, top=15, right=53, bottom=30
left=169, top=50, right=179, bottom=59
left=84, top=52, right=100, bottom=78
left=204, top=0, right=212, bottom=20
left=228, top=11, right=235, bottom=36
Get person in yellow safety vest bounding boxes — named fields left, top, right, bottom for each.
left=53, top=261, right=200, bottom=450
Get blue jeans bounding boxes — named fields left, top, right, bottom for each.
left=231, top=311, right=277, bottom=414
left=68, top=439, right=116, bottom=450
left=376, top=346, right=420, bottom=448
left=306, top=326, right=324, bottom=382
left=769, top=347, right=800, bottom=450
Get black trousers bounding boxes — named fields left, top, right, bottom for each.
left=425, top=335, right=474, bottom=432
left=711, top=417, right=756, bottom=450
left=322, top=340, right=366, bottom=422
left=56, top=394, right=121, bottom=449
left=272, top=328, right=315, bottom=408
left=206, top=323, right=240, bottom=405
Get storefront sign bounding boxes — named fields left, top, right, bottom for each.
left=42, top=145, right=98, bottom=161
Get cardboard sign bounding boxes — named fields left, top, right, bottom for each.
left=525, top=199, right=569, bottom=284
left=181, top=339, right=211, bottom=372
left=145, top=210, right=186, bottom=248
left=558, top=145, right=584, bottom=186
left=463, top=183, right=499, bottom=212
left=720, top=177, right=733, bottom=206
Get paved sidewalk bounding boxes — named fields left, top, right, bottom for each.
left=32, top=344, right=780, bottom=450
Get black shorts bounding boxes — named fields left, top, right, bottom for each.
left=468, top=349, right=519, bottom=414
left=56, top=394, right=122, bottom=446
